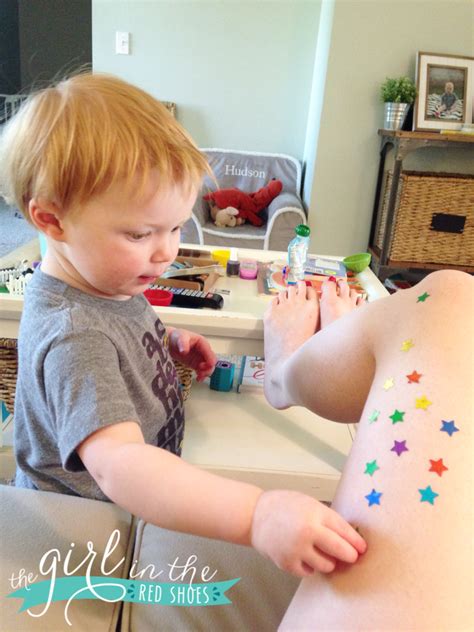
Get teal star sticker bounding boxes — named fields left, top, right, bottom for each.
left=390, top=409, right=405, bottom=424
left=419, top=485, right=439, bottom=505
left=364, top=460, right=380, bottom=476
left=417, top=292, right=430, bottom=303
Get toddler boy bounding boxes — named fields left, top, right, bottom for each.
left=0, top=73, right=365, bottom=576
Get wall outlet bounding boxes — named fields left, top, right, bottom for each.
left=115, top=31, right=130, bottom=55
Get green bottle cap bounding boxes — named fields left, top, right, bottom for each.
left=295, top=224, right=310, bottom=237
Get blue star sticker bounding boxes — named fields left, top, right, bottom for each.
left=365, top=489, right=382, bottom=507
left=419, top=485, right=439, bottom=505
left=440, top=420, right=459, bottom=437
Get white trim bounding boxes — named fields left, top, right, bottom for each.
left=201, top=147, right=302, bottom=195
left=264, top=206, right=307, bottom=249
left=202, top=227, right=265, bottom=241
left=189, top=213, right=204, bottom=245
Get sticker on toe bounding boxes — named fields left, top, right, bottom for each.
left=406, top=370, right=422, bottom=383
left=391, top=440, right=409, bottom=456
left=365, top=489, right=382, bottom=506
left=417, top=292, right=430, bottom=303
left=415, top=395, right=432, bottom=410
left=401, top=339, right=415, bottom=352
left=364, top=460, right=380, bottom=476
left=390, top=409, right=405, bottom=424
left=383, top=377, right=395, bottom=391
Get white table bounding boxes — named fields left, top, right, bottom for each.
left=0, top=240, right=388, bottom=499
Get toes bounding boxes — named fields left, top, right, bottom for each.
left=349, top=288, right=359, bottom=304
left=337, top=280, right=350, bottom=298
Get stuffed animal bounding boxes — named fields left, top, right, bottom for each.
left=204, top=179, right=283, bottom=227
left=211, top=206, right=240, bottom=227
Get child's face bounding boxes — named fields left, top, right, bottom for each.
left=54, top=174, right=196, bottom=300
left=445, top=82, right=454, bottom=93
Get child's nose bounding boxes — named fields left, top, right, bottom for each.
left=151, top=239, right=174, bottom=263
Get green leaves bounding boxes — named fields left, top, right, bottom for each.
left=380, top=76, right=417, bottom=104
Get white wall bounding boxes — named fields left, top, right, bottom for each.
left=307, top=0, right=474, bottom=256
left=92, top=0, right=321, bottom=159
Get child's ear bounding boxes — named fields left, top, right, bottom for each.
left=29, top=198, right=66, bottom=241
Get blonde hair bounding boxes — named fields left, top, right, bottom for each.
left=0, top=73, right=211, bottom=221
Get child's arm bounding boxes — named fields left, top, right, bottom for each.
left=77, top=422, right=366, bottom=577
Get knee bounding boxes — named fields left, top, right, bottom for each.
left=422, top=269, right=473, bottom=303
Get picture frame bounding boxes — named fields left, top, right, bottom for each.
left=414, top=52, right=474, bottom=132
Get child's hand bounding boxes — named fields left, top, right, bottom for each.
left=168, top=328, right=217, bottom=381
left=251, top=490, right=367, bottom=577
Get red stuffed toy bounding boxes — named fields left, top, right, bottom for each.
left=204, top=179, right=283, bottom=227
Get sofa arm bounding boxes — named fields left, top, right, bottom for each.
left=0, top=485, right=135, bottom=631
left=265, top=192, right=307, bottom=250
left=267, top=192, right=305, bottom=221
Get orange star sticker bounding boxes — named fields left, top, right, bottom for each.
left=407, top=370, right=422, bottom=384
left=429, top=458, right=448, bottom=477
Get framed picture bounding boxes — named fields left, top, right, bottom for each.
left=414, top=52, right=474, bottom=131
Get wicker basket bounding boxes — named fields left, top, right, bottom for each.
left=0, top=338, right=193, bottom=416
left=377, top=171, right=474, bottom=266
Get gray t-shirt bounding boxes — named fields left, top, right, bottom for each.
left=14, top=268, right=184, bottom=500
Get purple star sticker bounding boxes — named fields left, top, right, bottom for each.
left=391, top=440, right=409, bottom=456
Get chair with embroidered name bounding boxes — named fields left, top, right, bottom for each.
left=181, top=148, right=307, bottom=250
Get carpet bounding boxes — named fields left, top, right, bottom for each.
left=0, top=201, right=37, bottom=259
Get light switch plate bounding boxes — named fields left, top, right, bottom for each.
left=115, top=31, right=130, bottom=55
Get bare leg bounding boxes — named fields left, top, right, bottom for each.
left=264, top=270, right=473, bottom=631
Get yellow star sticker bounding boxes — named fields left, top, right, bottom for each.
left=383, top=377, right=395, bottom=391
left=415, top=395, right=432, bottom=410
left=401, top=339, right=414, bottom=352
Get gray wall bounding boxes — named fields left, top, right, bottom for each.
left=92, top=0, right=321, bottom=159
left=0, top=0, right=21, bottom=94
left=18, top=0, right=92, bottom=90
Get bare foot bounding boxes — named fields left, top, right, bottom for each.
left=320, top=279, right=365, bottom=329
left=263, top=281, right=319, bottom=408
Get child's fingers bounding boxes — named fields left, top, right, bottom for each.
left=314, top=526, right=360, bottom=564
left=325, top=511, right=367, bottom=554
left=302, top=546, right=336, bottom=574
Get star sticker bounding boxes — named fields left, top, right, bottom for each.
left=406, top=370, right=422, bottom=384
left=429, top=458, right=448, bottom=477
left=391, top=440, right=409, bottom=456
left=419, top=485, right=439, bottom=505
left=417, top=292, right=430, bottom=302
left=368, top=409, right=380, bottom=423
left=365, top=489, right=382, bottom=506
left=383, top=377, right=395, bottom=391
left=389, top=409, right=405, bottom=424
left=440, top=420, right=459, bottom=437
left=415, top=395, right=432, bottom=410
left=364, top=460, right=380, bottom=476
left=401, top=339, right=415, bottom=352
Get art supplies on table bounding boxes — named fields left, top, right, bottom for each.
left=236, top=356, right=265, bottom=393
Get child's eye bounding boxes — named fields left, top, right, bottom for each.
left=172, top=225, right=182, bottom=233
left=127, top=231, right=151, bottom=241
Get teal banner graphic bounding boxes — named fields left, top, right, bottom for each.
left=8, top=577, right=240, bottom=610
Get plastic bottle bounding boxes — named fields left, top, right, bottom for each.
left=287, top=224, right=311, bottom=284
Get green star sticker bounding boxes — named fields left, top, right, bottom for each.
left=368, top=409, right=380, bottom=424
left=390, top=409, right=405, bottom=424
left=364, top=460, right=380, bottom=476
left=417, top=292, right=430, bottom=303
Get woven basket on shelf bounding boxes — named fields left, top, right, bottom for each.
left=0, top=337, right=193, bottom=415
left=0, top=338, right=17, bottom=414
left=377, top=171, right=474, bottom=267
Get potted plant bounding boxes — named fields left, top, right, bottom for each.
left=380, top=76, right=417, bottom=130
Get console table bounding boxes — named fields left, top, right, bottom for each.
left=368, top=129, right=474, bottom=279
